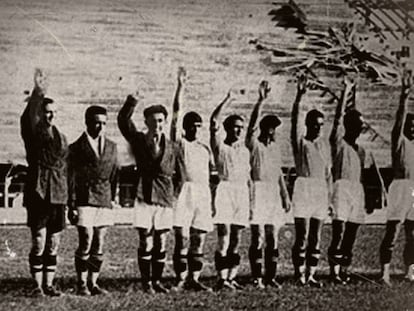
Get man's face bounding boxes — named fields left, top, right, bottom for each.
left=404, top=117, right=414, bottom=140
left=86, top=114, right=107, bottom=139
left=308, top=117, right=324, bottom=139
left=184, top=122, right=202, bottom=141
left=145, top=112, right=166, bottom=136
left=226, top=119, right=244, bottom=142
left=42, top=102, right=57, bottom=127
left=263, top=126, right=276, bottom=141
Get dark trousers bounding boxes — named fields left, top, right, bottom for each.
left=380, top=220, right=414, bottom=266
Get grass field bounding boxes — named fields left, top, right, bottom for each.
left=0, top=225, right=413, bottom=310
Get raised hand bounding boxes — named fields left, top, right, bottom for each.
left=33, top=68, right=48, bottom=94
left=225, top=88, right=240, bottom=102
left=177, top=66, right=187, bottom=86
left=258, top=80, right=271, bottom=101
left=132, top=88, right=140, bottom=100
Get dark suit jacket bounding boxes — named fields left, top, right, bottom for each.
left=20, top=88, right=68, bottom=206
left=68, top=133, right=118, bottom=209
left=118, top=95, right=183, bottom=207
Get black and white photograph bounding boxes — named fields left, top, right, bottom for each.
left=0, top=0, right=413, bottom=309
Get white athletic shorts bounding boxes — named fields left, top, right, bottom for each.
left=77, top=206, right=114, bottom=227
left=174, top=182, right=213, bottom=233
left=292, top=177, right=329, bottom=220
left=332, top=179, right=365, bottom=224
left=133, top=202, right=173, bottom=230
left=249, top=181, right=286, bottom=227
left=387, top=179, right=414, bottom=221
left=213, top=181, right=250, bottom=227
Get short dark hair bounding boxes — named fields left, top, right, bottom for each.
left=260, top=114, right=281, bottom=131
left=85, top=105, right=107, bottom=123
left=183, top=111, right=202, bottom=129
left=305, top=109, right=324, bottom=127
left=223, top=114, right=244, bottom=131
left=143, top=105, right=168, bottom=119
left=343, top=109, right=362, bottom=128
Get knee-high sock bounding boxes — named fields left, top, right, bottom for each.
left=43, top=254, right=57, bottom=287
left=151, top=250, right=166, bottom=282
left=292, top=218, right=307, bottom=274
left=264, top=248, right=279, bottom=281
left=227, top=252, right=241, bottom=281
left=138, top=249, right=151, bottom=284
left=328, top=220, right=344, bottom=269
left=379, top=221, right=400, bottom=265
left=340, top=222, right=360, bottom=267
left=75, top=254, right=89, bottom=286
left=88, top=253, right=103, bottom=273
left=249, top=247, right=263, bottom=279
left=188, top=253, right=204, bottom=280
left=173, top=253, right=187, bottom=281
left=404, top=220, right=414, bottom=267
left=214, top=251, right=228, bottom=279
left=43, top=253, right=57, bottom=274
left=29, top=253, right=43, bottom=277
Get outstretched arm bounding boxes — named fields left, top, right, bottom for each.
left=290, top=74, right=307, bottom=156
left=170, top=67, right=186, bottom=142
left=21, top=68, right=48, bottom=143
left=246, top=80, right=271, bottom=149
left=392, top=70, right=412, bottom=153
left=210, top=90, right=235, bottom=152
left=117, top=90, right=140, bottom=143
left=329, top=77, right=354, bottom=157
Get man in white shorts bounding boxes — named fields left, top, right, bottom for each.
left=170, top=68, right=214, bottom=291
left=380, top=70, right=414, bottom=286
left=290, top=74, right=331, bottom=287
left=328, top=77, right=375, bottom=284
left=246, top=81, right=291, bottom=289
left=210, top=89, right=250, bottom=290
left=68, top=105, right=118, bottom=295
left=118, top=90, right=183, bottom=294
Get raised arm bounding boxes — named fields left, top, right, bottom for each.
left=170, top=67, right=186, bottom=142
left=117, top=91, right=140, bottom=143
left=392, top=70, right=412, bottom=153
left=110, top=146, right=119, bottom=202
left=209, top=90, right=234, bottom=152
left=21, top=69, right=48, bottom=143
left=290, top=74, right=307, bottom=155
left=329, top=77, right=354, bottom=157
left=246, top=80, right=271, bottom=149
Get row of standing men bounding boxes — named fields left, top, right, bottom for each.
left=20, top=68, right=414, bottom=297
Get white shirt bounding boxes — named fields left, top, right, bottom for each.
left=86, top=131, right=104, bottom=158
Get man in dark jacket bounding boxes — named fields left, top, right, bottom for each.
left=68, top=105, right=118, bottom=295
left=118, top=90, right=183, bottom=294
left=20, top=69, right=68, bottom=297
